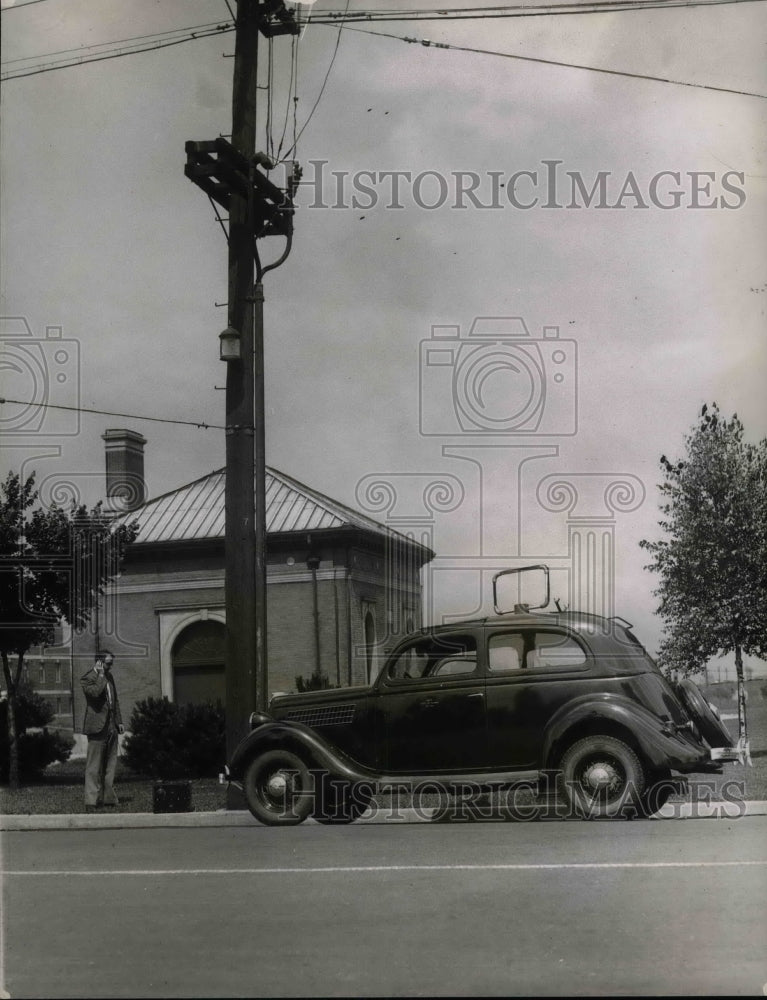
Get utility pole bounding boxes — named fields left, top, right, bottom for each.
left=185, top=0, right=300, bottom=772
left=225, top=0, right=259, bottom=762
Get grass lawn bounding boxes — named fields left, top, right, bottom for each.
left=1, top=680, right=765, bottom=816
left=0, top=758, right=229, bottom=815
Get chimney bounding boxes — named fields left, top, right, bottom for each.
left=102, top=429, right=147, bottom=511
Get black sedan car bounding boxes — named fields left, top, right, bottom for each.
left=224, top=572, right=735, bottom=825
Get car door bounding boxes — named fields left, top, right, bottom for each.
left=377, top=631, right=487, bottom=772
left=485, top=627, right=590, bottom=768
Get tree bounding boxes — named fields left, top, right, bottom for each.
left=640, top=403, right=767, bottom=748
left=0, top=472, right=139, bottom=788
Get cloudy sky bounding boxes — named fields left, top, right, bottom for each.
left=1, top=0, right=765, bottom=666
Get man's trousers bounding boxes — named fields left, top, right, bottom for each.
left=84, top=730, right=119, bottom=806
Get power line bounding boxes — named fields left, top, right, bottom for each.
left=2, top=19, right=233, bottom=67
left=4, top=0, right=763, bottom=80
left=280, top=0, right=351, bottom=160
left=0, top=0, right=60, bottom=10
left=331, top=22, right=767, bottom=99
left=0, top=397, right=224, bottom=430
left=309, top=0, right=765, bottom=18
left=1, top=22, right=235, bottom=81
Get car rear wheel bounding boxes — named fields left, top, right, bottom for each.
left=559, top=735, right=646, bottom=819
left=675, top=679, right=732, bottom=747
left=243, top=750, right=313, bottom=826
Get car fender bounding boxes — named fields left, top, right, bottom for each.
left=541, top=692, right=707, bottom=772
left=228, top=719, right=378, bottom=785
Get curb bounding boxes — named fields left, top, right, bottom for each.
left=2, top=800, right=766, bottom=831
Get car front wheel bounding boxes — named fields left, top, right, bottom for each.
left=559, top=735, right=646, bottom=819
left=243, top=750, right=313, bottom=826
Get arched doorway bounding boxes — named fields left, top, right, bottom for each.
left=172, top=619, right=226, bottom=706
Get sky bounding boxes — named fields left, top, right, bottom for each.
left=1, top=0, right=766, bottom=673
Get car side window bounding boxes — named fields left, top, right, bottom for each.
left=387, top=635, right=477, bottom=681
left=528, top=632, right=587, bottom=670
left=489, top=631, right=587, bottom=672
left=488, top=633, right=525, bottom=672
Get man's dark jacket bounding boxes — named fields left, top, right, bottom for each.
left=81, top=669, right=122, bottom=737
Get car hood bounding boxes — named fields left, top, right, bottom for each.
left=269, top=684, right=372, bottom=718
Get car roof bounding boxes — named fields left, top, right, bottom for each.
left=417, top=611, right=626, bottom=632
left=400, top=612, right=648, bottom=656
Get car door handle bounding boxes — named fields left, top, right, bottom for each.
left=419, top=697, right=439, bottom=708
left=466, top=692, right=484, bottom=699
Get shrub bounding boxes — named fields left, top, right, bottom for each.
left=14, top=731, right=74, bottom=781
left=296, top=670, right=335, bottom=692
left=0, top=686, right=73, bottom=783
left=122, top=697, right=225, bottom=780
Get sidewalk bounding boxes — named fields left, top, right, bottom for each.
left=3, top=799, right=766, bottom=830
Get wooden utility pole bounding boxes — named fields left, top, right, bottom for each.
left=185, top=1, right=299, bottom=775
left=225, top=0, right=259, bottom=760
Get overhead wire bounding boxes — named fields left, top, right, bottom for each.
left=279, top=0, right=351, bottom=161
left=1, top=22, right=234, bottom=80
left=0, top=398, right=224, bottom=430
left=266, top=36, right=275, bottom=161
left=1, top=19, right=234, bottom=66
left=275, top=34, right=299, bottom=162
left=308, top=0, right=765, bottom=18
left=5, top=0, right=763, bottom=83
left=328, top=21, right=767, bottom=98
left=0, top=0, right=60, bottom=10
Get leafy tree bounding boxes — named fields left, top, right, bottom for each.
left=0, top=472, right=138, bottom=788
left=640, top=404, right=767, bottom=746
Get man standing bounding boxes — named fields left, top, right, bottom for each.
left=81, top=651, right=124, bottom=811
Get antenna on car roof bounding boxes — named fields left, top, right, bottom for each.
left=493, top=565, right=550, bottom=615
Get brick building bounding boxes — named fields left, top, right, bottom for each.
left=71, top=431, right=434, bottom=734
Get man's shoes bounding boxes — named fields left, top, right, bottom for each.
left=85, top=805, right=98, bottom=814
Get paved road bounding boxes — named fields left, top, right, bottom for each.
left=3, top=816, right=766, bottom=998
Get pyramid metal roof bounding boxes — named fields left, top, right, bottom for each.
left=117, top=466, right=431, bottom=554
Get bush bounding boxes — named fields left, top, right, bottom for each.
left=122, top=697, right=225, bottom=780
left=296, top=670, right=335, bottom=692
left=14, top=730, right=73, bottom=781
left=0, top=686, right=73, bottom=783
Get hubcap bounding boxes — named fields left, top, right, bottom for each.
left=582, top=759, right=621, bottom=794
left=265, top=770, right=289, bottom=799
